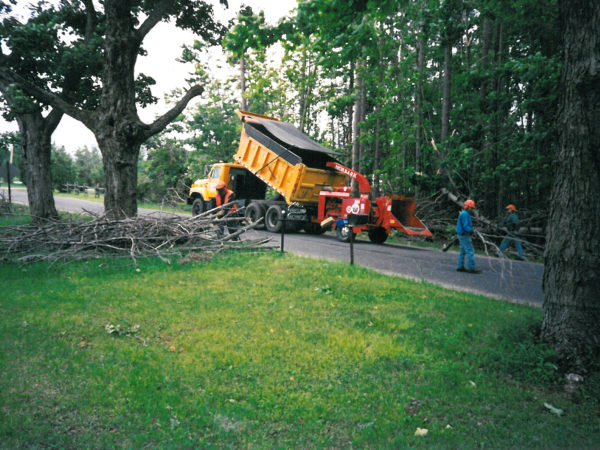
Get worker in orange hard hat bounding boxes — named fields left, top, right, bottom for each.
left=211, top=180, right=239, bottom=239
left=498, top=204, right=525, bottom=259
left=456, top=199, right=481, bottom=273
left=213, top=180, right=235, bottom=208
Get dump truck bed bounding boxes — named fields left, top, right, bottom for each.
left=233, top=112, right=347, bottom=205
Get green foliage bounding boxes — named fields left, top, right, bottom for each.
left=0, top=131, right=22, bottom=175
left=138, top=121, right=189, bottom=202
left=223, top=6, right=276, bottom=63
left=50, top=146, right=76, bottom=190
left=73, top=146, right=103, bottom=187
left=183, top=76, right=240, bottom=177
left=0, top=253, right=599, bottom=447
left=264, top=0, right=560, bottom=218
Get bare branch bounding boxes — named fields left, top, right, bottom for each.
left=81, top=0, right=98, bottom=42
left=137, top=0, right=171, bottom=41
left=0, top=66, right=95, bottom=130
left=142, top=85, right=203, bottom=139
left=0, top=205, right=275, bottom=265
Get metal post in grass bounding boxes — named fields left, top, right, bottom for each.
left=350, top=229, right=355, bottom=265
left=347, top=214, right=368, bottom=265
left=280, top=208, right=287, bottom=253
left=5, top=160, right=11, bottom=204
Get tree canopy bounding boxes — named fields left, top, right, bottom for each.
left=1, top=0, right=227, bottom=218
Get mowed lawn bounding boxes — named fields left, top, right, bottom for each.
left=1, top=252, right=598, bottom=448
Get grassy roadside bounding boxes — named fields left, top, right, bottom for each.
left=1, top=247, right=598, bottom=447
left=53, top=191, right=191, bottom=215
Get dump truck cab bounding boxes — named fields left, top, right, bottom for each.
left=187, top=162, right=266, bottom=215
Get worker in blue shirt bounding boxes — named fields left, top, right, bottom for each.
left=456, top=199, right=481, bottom=273
left=498, top=204, right=525, bottom=259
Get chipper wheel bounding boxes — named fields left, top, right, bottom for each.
left=335, top=225, right=355, bottom=243
left=367, top=227, right=388, bottom=244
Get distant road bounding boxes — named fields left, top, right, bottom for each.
left=4, top=189, right=544, bottom=307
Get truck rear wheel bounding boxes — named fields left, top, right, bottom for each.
left=192, top=197, right=205, bottom=215
left=245, top=202, right=266, bottom=229
left=265, top=205, right=284, bottom=233
left=368, top=227, right=388, bottom=244
left=336, top=225, right=355, bottom=243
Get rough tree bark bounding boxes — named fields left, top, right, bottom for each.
left=240, top=55, right=247, bottom=111
left=441, top=42, right=451, bottom=145
left=17, top=112, right=62, bottom=221
left=416, top=33, right=425, bottom=177
left=351, top=60, right=363, bottom=197
left=541, top=0, right=600, bottom=371
left=0, top=80, right=61, bottom=221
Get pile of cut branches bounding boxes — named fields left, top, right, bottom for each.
left=0, top=204, right=274, bottom=265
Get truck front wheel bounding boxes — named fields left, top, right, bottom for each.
left=336, top=225, right=355, bottom=243
left=265, top=205, right=284, bottom=233
left=368, top=227, right=388, bottom=244
left=192, top=197, right=205, bottom=216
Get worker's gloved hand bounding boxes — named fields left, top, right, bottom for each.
left=217, top=210, right=225, bottom=217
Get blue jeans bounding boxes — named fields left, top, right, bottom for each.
left=457, top=234, right=475, bottom=270
left=499, top=236, right=524, bottom=257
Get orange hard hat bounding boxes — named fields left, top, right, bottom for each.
left=505, top=204, right=516, bottom=211
left=464, top=199, right=476, bottom=209
left=216, top=181, right=226, bottom=189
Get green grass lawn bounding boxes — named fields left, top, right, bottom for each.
left=1, top=250, right=599, bottom=448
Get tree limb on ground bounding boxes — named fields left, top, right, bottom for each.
left=439, top=188, right=545, bottom=258
left=0, top=204, right=274, bottom=266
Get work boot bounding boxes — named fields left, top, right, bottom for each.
left=456, top=267, right=466, bottom=272
left=466, top=268, right=481, bottom=274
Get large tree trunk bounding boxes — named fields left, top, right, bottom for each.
left=92, top=0, right=148, bottom=218
left=441, top=42, right=451, bottom=144
left=347, top=63, right=354, bottom=164
left=415, top=34, right=425, bottom=176
left=541, top=0, right=600, bottom=371
left=96, top=134, right=140, bottom=218
left=0, top=78, right=61, bottom=221
left=351, top=60, right=363, bottom=197
left=17, top=112, right=61, bottom=222
left=494, top=22, right=504, bottom=216
left=240, top=55, right=247, bottom=111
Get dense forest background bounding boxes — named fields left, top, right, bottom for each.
left=2, top=0, right=560, bottom=226
left=149, top=0, right=559, bottom=224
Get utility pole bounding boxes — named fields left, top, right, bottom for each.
left=7, top=144, right=13, bottom=203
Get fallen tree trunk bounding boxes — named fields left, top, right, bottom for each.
left=439, top=188, right=546, bottom=257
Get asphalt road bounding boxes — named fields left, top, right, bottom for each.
left=4, top=189, right=544, bottom=307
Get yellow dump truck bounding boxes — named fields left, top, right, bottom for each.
left=188, top=110, right=432, bottom=243
left=187, top=162, right=266, bottom=215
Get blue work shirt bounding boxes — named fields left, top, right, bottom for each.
left=456, top=209, right=473, bottom=235
left=503, top=212, right=520, bottom=232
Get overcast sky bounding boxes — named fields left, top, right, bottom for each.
left=0, top=0, right=298, bottom=153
